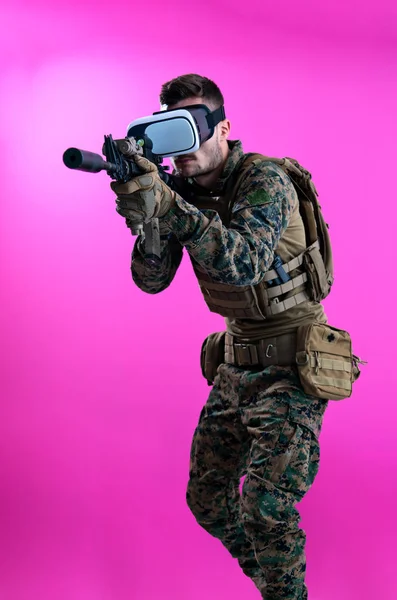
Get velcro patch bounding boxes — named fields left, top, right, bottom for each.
left=247, top=188, right=273, bottom=206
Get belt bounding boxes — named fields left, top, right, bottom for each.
left=225, top=332, right=297, bottom=367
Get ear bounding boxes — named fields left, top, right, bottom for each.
left=219, top=119, right=231, bottom=141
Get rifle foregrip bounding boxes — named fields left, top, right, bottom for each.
left=143, top=219, right=161, bottom=266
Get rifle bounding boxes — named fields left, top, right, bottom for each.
left=63, top=133, right=177, bottom=266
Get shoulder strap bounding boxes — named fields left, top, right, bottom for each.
left=281, top=156, right=334, bottom=289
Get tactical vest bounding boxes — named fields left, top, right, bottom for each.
left=185, top=153, right=334, bottom=321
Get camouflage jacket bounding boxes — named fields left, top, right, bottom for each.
left=130, top=140, right=298, bottom=295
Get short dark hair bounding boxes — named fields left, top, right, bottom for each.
left=159, top=74, right=224, bottom=109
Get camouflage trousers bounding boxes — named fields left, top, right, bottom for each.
left=186, top=363, right=328, bottom=599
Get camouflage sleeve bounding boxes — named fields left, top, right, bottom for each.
left=130, top=233, right=183, bottom=294
left=160, top=161, right=297, bottom=285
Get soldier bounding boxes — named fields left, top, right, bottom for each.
left=111, top=74, right=335, bottom=599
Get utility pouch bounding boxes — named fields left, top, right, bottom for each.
left=200, top=331, right=226, bottom=385
left=295, top=322, right=365, bottom=400
left=302, top=243, right=331, bottom=302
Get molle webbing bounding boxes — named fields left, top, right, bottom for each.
left=194, top=267, right=269, bottom=319
left=193, top=152, right=334, bottom=320
left=295, top=322, right=360, bottom=400
left=194, top=242, right=322, bottom=319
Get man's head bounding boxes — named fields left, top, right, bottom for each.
left=160, top=74, right=231, bottom=181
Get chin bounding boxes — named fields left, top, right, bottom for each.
left=176, top=163, right=199, bottom=177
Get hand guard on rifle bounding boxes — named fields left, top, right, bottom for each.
left=110, top=155, right=176, bottom=232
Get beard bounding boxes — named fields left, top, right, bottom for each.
left=194, top=142, right=224, bottom=176
left=174, top=140, right=224, bottom=178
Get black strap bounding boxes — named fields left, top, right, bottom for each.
left=206, top=105, right=226, bottom=128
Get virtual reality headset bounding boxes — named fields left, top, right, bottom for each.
left=126, top=104, right=226, bottom=158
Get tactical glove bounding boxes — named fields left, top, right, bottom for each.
left=111, top=155, right=176, bottom=231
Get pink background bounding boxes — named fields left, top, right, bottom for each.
left=1, top=1, right=396, bottom=598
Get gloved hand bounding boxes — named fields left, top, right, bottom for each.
left=111, top=155, right=176, bottom=231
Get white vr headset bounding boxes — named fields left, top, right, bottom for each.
left=126, top=104, right=226, bottom=158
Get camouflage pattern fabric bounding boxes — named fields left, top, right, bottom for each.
left=131, top=233, right=183, bottom=294
left=130, top=140, right=297, bottom=292
left=187, top=364, right=328, bottom=599
left=129, top=140, right=329, bottom=597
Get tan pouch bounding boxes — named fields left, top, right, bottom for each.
left=295, top=322, right=365, bottom=400
left=200, top=331, right=226, bottom=385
